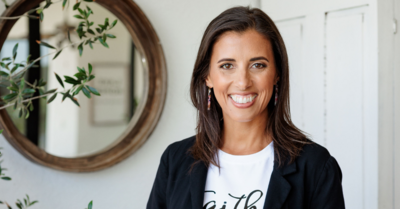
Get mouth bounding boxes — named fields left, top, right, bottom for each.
left=228, top=94, right=258, bottom=108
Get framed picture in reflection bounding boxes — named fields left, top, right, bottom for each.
left=88, top=63, right=130, bottom=126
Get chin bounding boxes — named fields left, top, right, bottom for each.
left=230, top=114, right=256, bottom=123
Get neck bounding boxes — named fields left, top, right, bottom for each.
left=220, top=109, right=272, bottom=155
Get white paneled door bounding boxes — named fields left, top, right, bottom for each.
left=262, top=0, right=378, bottom=208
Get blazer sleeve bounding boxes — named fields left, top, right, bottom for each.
left=146, top=145, right=170, bottom=209
left=309, top=156, right=346, bottom=208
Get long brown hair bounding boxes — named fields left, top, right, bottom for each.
left=189, top=6, right=311, bottom=170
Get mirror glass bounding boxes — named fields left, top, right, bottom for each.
left=0, top=1, right=146, bottom=158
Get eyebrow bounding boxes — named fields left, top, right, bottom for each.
left=217, top=56, right=269, bottom=63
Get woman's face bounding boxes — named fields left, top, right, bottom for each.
left=206, top=29, right=279, bottom=123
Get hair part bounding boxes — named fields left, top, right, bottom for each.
left=189, top=6, right=312, bottom=171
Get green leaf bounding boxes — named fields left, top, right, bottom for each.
left=103, top=33, right=107, bottom=42
left=6, top=86, right=18, bottom=91
left=88, top=75, right=95, bottom=81
left=0, top=129, right=3, bottom=134
left=19, top=77, right=25, bottom=89
left=54, top=72, right=65, bottom=88
left=62, top=0, right=67, bottom=10
left=106, top=34, right=116, bottom=38
left=88, top=201, right=93, bottom=209
left=74, top=72, right=86, bottom=80
left=40, top=12, right=44, bottom=22
left=82, top=86, right=91, bottom=98
left=78, top=43, right=83, bottom=56
left=61, top=90, right=70, bottom=102
left=36, top=8, right=43, bottom=14
left=0, top=71, right=9, bottom=77
left=88, top=63, right=92, bottom=74
left=47, top=93, right=57, bottom=104
left=13, top=101, right=18, bottom=109
left=86, top=6, right=93, bottom=15
left=86, top=85, right=100, bottom=96
left=77, top=67, right=86, bottom=74
left=38, top=88, right=45, bottom=95
left=68, top=30, right=71, bottom=43
left=44, top=88, right=57, bottom=94
left=74, top=14, right=84, bottom=19
left=111, top=19, right=118, bottom=28
left=77, top=8, right=84, bottom=15
left=1, top=176, right=11, bottom=180
left=22, top=88, right=35, bottom=94
left=87, top=29, right=95, bottom=35
left=7, top=86, right=18, bottom=91
left=89, top=21, right=94, bottom=26
left=38, top=41, right=56, bottom=49
left=98, top=38, right=109, bottom=48
left=30, top=200, right=38, bottom=206
left=73, top=85, right=83, bottom=95
left=2, top=93, right=17, bottom=101
left=53, top=50, right=63, bottom=60
left=2, top=57, right=11, bottom=61
left=73, top=2, right=80, bottom=10
left=25, top=110, right=30, bottom=119
left=11, top=63, right=20, bottom=74
left=29, top=102, right=34, bottom=111
left=88, top=41, right=93, bottom=49
left=11, top=81, right=19, bottom=90
left=67, top=95, right=80, bottom=107
left=104, top=18, right=109, bottom=28
left=64, top=75, right=81, bottom=85
left=44, top=1, right=52, bottom=9
left=12, top=43, right=18, bottom=60
left=96, top=27, right=103, bottom=34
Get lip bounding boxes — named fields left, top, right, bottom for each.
left=228, top=94, right=257, bottom=108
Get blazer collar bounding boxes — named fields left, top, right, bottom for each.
left=189, top=155, right=297, bottom=209
left=263, top=157, right=297, bottom=209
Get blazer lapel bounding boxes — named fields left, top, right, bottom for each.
left=189, top=161, right=208, bottom=209
left=263, top=158, right=297, bottom=209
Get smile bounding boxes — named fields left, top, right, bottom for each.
left=229, top=94, right=257, bottom=103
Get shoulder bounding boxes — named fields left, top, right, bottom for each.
left=160, top=135, right=196, bottom=168
left=294, top=139, right=342, bottom=181
left=297, top=140, right=332, bottom=166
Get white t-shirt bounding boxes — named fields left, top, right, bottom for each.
left=203, top=141, right=274, bottom=209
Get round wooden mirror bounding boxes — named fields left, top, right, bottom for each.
left=0, top=0, right=167, bottom=172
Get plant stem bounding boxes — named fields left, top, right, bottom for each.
left=0, top=0, right=64, bottom=20
left=0, top=92, right=56, bottom=110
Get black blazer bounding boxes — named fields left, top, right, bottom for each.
left=147, top=135, right=345, bottom=209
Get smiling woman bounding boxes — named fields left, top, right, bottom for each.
left=147, top=6, right=345, bottom=209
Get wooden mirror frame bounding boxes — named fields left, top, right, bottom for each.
left=0, top=0, right=167, bottom=172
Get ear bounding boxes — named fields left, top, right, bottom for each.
left=205, top=74, right=213, bottom=88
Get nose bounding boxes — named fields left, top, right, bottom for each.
left=234, top=67, right=252, bottom=90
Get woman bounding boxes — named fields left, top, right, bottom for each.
left=147, top=6, right=345, bottom=209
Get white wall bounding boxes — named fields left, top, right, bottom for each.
left=0, top=0, right=253, bottom=208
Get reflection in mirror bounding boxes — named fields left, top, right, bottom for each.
left=0, top=1, right=146, bottom=158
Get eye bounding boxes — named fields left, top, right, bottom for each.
left=220, top=63, right=233, bottom=70
left=252, top=63, right=266, bottom=69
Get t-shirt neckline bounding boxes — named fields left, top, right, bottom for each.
left=217, top=141, right=274, bottom=164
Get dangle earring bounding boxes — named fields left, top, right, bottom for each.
left=274, top=84, right=278, bottom=106
left=207, top=87, right=211, bottom=110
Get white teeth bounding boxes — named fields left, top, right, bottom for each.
left=230, top=94, right=257, bottom=104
